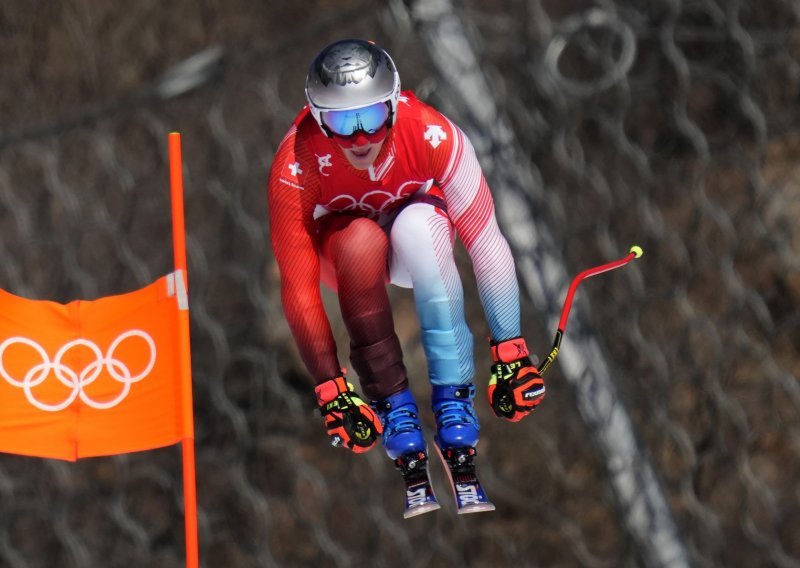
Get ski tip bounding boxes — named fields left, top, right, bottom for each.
left=403, top=502, right=441, bottom=519
left=629, top=245, right=643, bottom=258
left=456, top=502, right=496, bottom=515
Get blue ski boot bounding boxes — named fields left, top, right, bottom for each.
left=431, top=384, right=495, bottom=514
left=373, top=388, right=440, bottom=518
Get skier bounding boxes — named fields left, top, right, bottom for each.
left=268, top=39, right=545, bottom=516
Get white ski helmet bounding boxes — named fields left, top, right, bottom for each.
left=305, top=39, right=401, bottom=137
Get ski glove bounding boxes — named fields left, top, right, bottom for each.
left=315, top=374, right=383, bottom=453
left=488, top=337, right=545, bottom=422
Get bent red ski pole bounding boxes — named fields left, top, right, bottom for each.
left=537, top=245, right=643, bottom=376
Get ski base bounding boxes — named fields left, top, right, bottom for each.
left=435, top=443, right=495, bottom=514
left=395, top=451, right=441, bottom=519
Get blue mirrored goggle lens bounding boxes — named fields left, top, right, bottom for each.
left=321, top=102, right=390, bottom=136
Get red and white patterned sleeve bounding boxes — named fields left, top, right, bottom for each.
left=429, top=114, right=522, bottom=341
left=268, top=124, right=341, bottom=382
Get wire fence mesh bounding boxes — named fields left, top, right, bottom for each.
left=0, top=1, right=798, bottom=566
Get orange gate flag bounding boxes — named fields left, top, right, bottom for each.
left=0, top=271, right=190, bottom=461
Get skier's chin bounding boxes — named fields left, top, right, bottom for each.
left=341, top=140, right=384, bottom=170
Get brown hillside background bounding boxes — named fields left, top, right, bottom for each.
left=0, top=1, right=798, bottom=567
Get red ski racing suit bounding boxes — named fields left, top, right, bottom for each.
left=268, top=91, right=528, bottom=406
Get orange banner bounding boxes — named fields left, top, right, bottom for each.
left=0, top=272, right=191, bottom=461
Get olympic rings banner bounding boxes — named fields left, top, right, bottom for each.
left=0, top=272, right=189, bottom=461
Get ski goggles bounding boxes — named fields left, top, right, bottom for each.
left=321, top=102, right=391, bottom=138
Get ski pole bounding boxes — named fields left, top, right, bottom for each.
left=537, top=245, right=643, bottom=376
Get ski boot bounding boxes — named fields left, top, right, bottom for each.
left=432, top=384, right=495, bottom=514
left=373, top=388, right=440, bottom=518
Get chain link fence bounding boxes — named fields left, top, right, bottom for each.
left=0, top=1, right=798, bottom=566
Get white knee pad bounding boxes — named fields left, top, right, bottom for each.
left=389, top=203, right=453, bottom=288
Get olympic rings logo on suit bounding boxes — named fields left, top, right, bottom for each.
left=0, top=330, right=157, bottom=412
left=322, top=179, right=428, bottom=218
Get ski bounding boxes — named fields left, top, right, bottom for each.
left=435, top=444, right=495, bottom=514
left=395, top=451, right=440, bottom=518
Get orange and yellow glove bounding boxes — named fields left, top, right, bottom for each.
left=488, top=337, right=545, bottom=422
left=315, top=374, right=383, bottom=453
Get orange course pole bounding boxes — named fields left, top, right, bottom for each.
left=169, top=132, right=189, bottom=277
left=168, top=132, right=199, bottom=568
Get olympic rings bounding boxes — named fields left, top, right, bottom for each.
left=0, top=330, right=156, bottom=412
left=323, top=180, right=427, bottom=218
